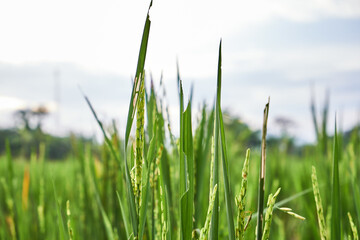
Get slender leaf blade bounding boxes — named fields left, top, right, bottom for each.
left=125, top=1, right=153, bottom=147
left=116, top=191, right=130, bottom=239
left=52, top=178, right=67, bottom=240
left=331, top=119, right=341, bottom=240
left=210, top=40, right=222, bottom=240
left=216, top=40, right=235, bottom=240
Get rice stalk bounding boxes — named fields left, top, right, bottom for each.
left=348, top=212, right=358, bottom=240
left=311, top=166, right=327, bottom=240
left=135, top=78, right=145, bottom=207
left=138, top=134, right=158, bottom=240
left=261, top=188, right=281, bottom=240
left=235, top=148, right=250, bottom=240
left=256, top=98, right=270, bottom=240
left=200, top=184, right=218, bottom=240
left=66, top=200, right=74, bottom=240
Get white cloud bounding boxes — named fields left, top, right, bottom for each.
left=226, top=44, right=360, bottom=81
left=0, top=0, right=359, bottom=77
left=0, top=96, right=26, bottom=111
left=0, top=0, right=359, bottom=142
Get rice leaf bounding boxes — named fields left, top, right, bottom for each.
left=125, top=0, right=153, bottom=147
left=331, top=118, right=341, bottom=240
left=209, top=41, right=221, bottom=240
left=116, top=191, right=130, bottom=239
left=321, top=90, right=329, bottom=155
left=52, top=178, right=68, bottom=240
left=194, top=104, right=207, bottom=226
left=216, top=40, right=235, bottom=240
left=179, top=79, right=187, bottom=240
left=180, top=101, right=195, bottom=240
left=310, top=84, right=320, bottom=142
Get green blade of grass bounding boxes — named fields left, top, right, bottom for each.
left=321, top=90, right=329, bottom=155
left=177, top=58, right=181, bottom=100
left=155, top=110, right=174, bottom=231
left=352, top=180, right=360, bottom=230
left=125, top=0, right=153, bottom=147
left=196, top=105, right=215, bottom=226
left=216, top=40, right=235, bottom=240
left=179, top=79, right=187, bottom=240
left=180, top=101, right=195, bottom=240
left=52, top=178, right=68, bottom=240
left=331, top=118, right=341, bottom=240
left=310, top=84, right=320, bottom=142
left=256, top=98, right=270, bottom=240
left=194, top=105, right=206, bottom=212
left=116, top=191, right=130, bottom=239
left=179, top=81, right=185, bottom=192
left=209, top=40, right=221, bottom=240
left=123, top=2, right=153, bottom=237
left=94, top=188, right=115, bottom=240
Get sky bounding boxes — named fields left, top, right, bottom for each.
left=0, top=0, right=359, bottom=143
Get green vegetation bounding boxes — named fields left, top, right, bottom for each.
left=0, top=1, right=359, bottom=239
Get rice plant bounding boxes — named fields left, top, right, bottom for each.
left=0, top=1, right=359, bottom=240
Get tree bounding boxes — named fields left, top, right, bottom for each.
left=14, top=105, right=49, bottom=132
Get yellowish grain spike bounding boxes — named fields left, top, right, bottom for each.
left=261, top=188, right=281, bottom=240
left=312, top=166, right=327, bottom=240
left=348, top=212, right=359, bottom=240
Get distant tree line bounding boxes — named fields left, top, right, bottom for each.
left=0, top=106, right=92, bottom=160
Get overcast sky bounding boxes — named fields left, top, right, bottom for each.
left=0, top=0, right=359, bottom=143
